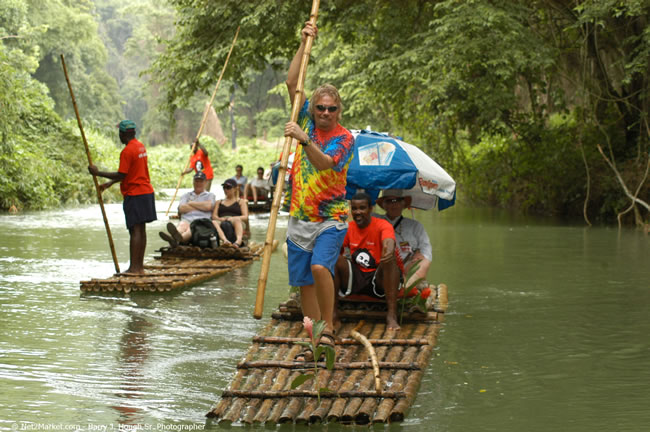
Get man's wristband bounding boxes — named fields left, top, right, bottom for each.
left=300, top=139, right=311, bottom=147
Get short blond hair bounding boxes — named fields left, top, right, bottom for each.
left=309, top=83, right=343, bottom=122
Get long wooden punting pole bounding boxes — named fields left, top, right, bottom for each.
left=165, top=26, right=241, bottom=216
left=60, top=54, right=120, bottom=274
left=254, top=0, right=321, bottom=319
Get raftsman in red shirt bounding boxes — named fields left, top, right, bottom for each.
left=189, top=148, right=214, bottom=180
left=118, top=138, right=154, bottom=196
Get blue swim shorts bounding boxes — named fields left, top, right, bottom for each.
left=287, top=226, right=347, bottom=287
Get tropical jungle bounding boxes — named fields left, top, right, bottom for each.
left=1, top=0, right=648, bottom=228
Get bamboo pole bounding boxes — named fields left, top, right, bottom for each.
left=254, top=0, right=321, bottom=319
left=271, top=309, right=439, bottom=322
left=364, top=331, right=409, bottom=423
left=207, top=321, right=274, bottom=420
left=221, top=390, right=405, bottom=399
left=341, top=323, right=389, bottom=423
left=349, top=321, right=382, bottom=394
left=220, top=318, right=286, bottom=423
left=251, top=335, right=430, bottom=346
left=165, top=26, right=241, bottom=216
left=60, top=54, right=120, bottom=274
left=387, top=324, right=428, bottom=421
left=241, top=320, right=301, bottom=424
left=253, top=322, right=304, bottom=423
left=237, top=360, right=420, bottom=370
left=261, top=321, right=309, bottom=424
left=436, top=283, right=449, bottom=313
left=326, top=322, right=379, bottom=422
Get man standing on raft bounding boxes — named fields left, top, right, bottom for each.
left=88, top=120, right=156, bottom=275
left=283, top=21, right=355, bottom=359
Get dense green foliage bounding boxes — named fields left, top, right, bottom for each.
left=152, top=0, right=649, bottom=224
left=1, top=0, right=648, bottom=225
left=0, top=0, right=276, bottom=211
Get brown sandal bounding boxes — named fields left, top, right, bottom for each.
left=294, top=348, right=315, bottom=362
left=319, top=330, right=336, bottom=350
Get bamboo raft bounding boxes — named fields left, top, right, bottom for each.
left=246, top=201, right=271, bottom=213
left=80, top=242, right=271, bottom=293
left=206, top=283, right=448, bottom=424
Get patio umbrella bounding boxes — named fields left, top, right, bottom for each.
left=345, top=129, right=456, bottom=210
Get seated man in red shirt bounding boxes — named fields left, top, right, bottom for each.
left=333, top=192, right=402, bottom=330
left=88, top=120, right=156, bottom=275
left=182, top=139, right=214, bottom=191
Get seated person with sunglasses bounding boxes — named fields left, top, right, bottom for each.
left=282, top=21, right=355, bottom=360
left=160, top=171, right=215, bottom=248
left=376, top=189, right=433, bottom=290
left=212, top=178, right=248, bottom=248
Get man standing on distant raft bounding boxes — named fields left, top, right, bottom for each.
left=283, top=21, right=355, bottom=359
left=376, top=189, right=432, bottom=290
left=161, top=171, right=215, bottom=247
left=88, top=120, right=156, bottom=275
left=182, top=139, right=214, bottom=191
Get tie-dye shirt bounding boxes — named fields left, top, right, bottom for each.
left=285, top=100, right=354, bottom=222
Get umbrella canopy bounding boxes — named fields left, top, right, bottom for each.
left=345, top=130, right=456, bottom=210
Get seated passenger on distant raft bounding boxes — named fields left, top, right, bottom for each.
left=243, top=166, right=271, bottom=204
left=160, top=171, right=215, bottom=247
left=376, top=189, right=432, bottom=290
left=333, top=192, right=403, bottom=330
left=212, top=178, right=249, bottom=248
left=229, top=164, right=247, bottom=198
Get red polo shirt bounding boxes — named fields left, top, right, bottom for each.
left=189, top=148, right=214, bottom=180
left=118, top=138, right=154, bottom=196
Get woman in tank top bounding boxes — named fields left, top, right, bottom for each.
left=212, top=178, right=249, bottom=247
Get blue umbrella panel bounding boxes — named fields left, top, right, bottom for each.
left=345, top=130, right=456, bottom=211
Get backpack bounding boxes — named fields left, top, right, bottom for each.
left=190, top=218, right=219, bottom=248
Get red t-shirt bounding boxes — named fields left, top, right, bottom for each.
left=118, top=138, right=154, bottom=196
left=344, top=217, right=404, bottom=273
left=189, top=148, right=214, bottom=180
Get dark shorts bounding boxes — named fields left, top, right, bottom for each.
left=123, top=193, right=157, bottom=230
left=340, top=258, right=385, bottom=298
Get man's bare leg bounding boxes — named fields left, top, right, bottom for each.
left=126, top=223, right=146, bottom=274
left=378, top=257, right=401, bottom=330
left=300, top=284, right=321, bottom=322
left=405, top=253, right=431, bottom=288
left=311, top=264, right=335, bottom=333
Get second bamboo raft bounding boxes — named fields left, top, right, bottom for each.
left=80, top=241, right=276, bottom=293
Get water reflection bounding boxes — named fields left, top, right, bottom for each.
left=112, top=312, right=151, bottom=425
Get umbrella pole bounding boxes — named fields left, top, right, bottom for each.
left=165, top=26, right=241, bottom=216
left=254, top=0, right=320, bottom=319
left=60, top=54, right=120, bottom=274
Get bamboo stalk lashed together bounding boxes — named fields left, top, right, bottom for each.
left=254, top=0, right=321, bottom=319
left=166, top=26, right=241, bottom=216
left=349, top=321, right=382, bottom=393
left=60, top=54, right=120, bottom=274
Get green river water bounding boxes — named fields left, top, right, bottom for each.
left=1, top=195, right=649, bottom=431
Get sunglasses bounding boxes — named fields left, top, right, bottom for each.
left=315, top=104, right=338, bottom=113
left=223, top=185, right=233, bottom=190
left=385, top=197, right=404, bottom=204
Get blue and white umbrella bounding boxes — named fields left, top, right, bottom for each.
left=345, top=130, right=456, bottom=210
